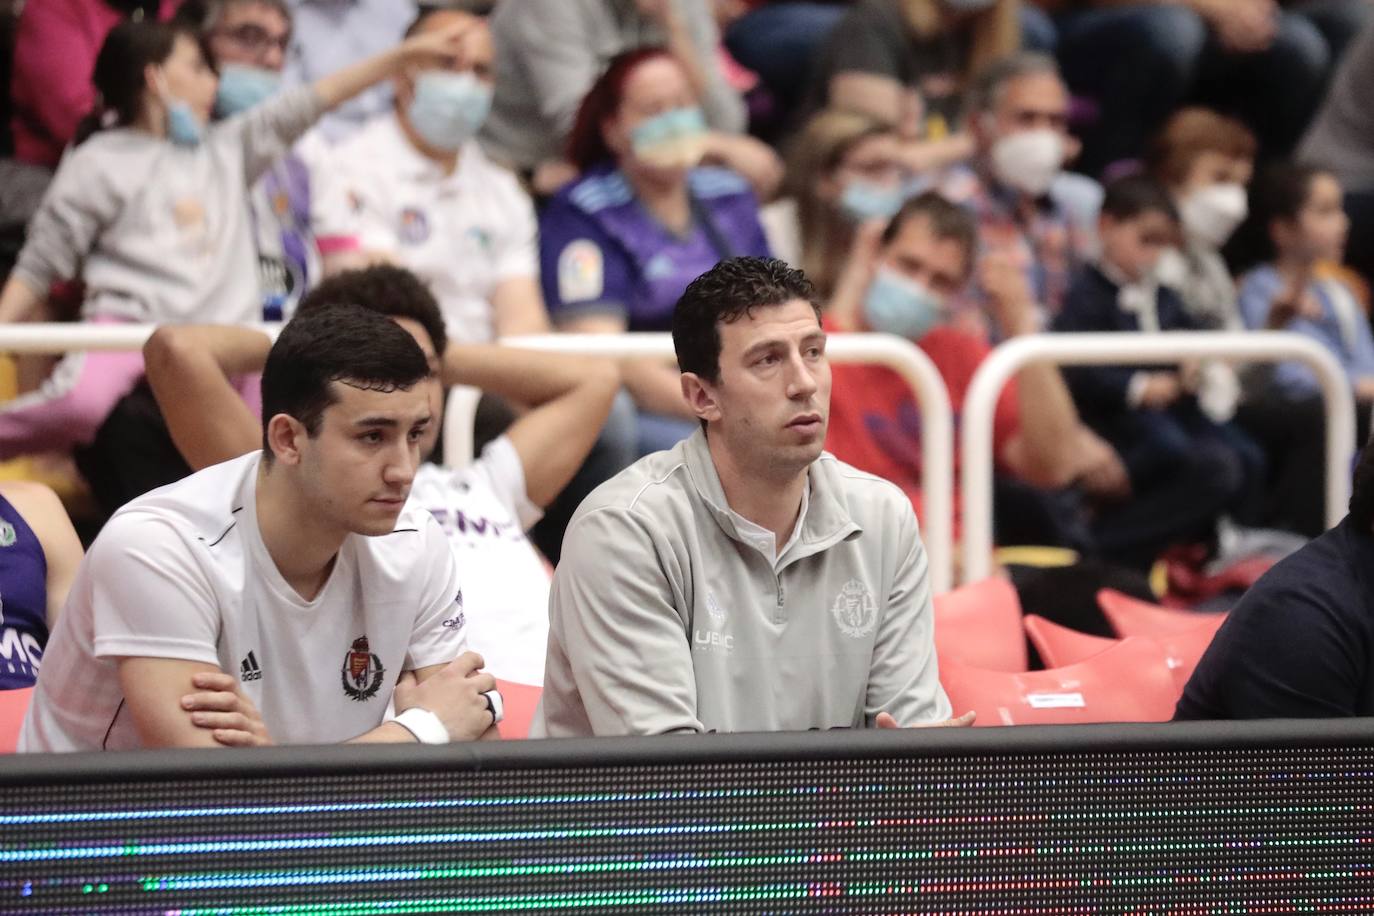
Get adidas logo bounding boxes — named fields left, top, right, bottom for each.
left=239, top=651, right=262, bottom=682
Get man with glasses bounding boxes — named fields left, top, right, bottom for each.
left=939, top=52, right=1102, bottom=332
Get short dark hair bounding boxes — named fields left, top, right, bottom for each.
left=296, top=265, right=448, bottom=356
left=1100, top=174, right=1180, bottom=225
left=672, top=257, right=820, bottom=383
left=260, top=303, right=431, bottom=459
left=883, top=191, right=979, bottom=280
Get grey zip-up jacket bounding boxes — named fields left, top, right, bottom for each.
left=533, top=429, right=952, bottom=737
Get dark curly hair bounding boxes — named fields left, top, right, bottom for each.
left=296, top=265, right=448, bottom=357
left=671, top=257, right=820, bottom=384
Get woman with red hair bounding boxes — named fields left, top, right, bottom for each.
left=539, top=49, right=773, bottom=455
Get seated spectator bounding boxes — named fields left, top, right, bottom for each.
left=535, top=256, right=973, bottom=737
left=825, top=192, right=1129, bottom=547
left=1038, top=0, right=1364, bottom=176
left=21, top=304, right=502, bottom=751
left=0, top=481, right=83, bottom=689
left=939, top=52, right=1101, bottom=331
left=1149, top=110, right=1328, bottom=537
left=1054, top=176, right=1264, bottom=568
left=175, top=0, right=317, bottom=320
left=1175, top=437, right=1374, bottom=720
left=484, top=0, right=776, bottom=198
left=141, top=265, right=621, bottom=693
left=1235, top=164, right=1374, bottom=445
left=1148, top=108, right=1257, bottom=331
left=10, top=0, right=182, bottom=170
left=805, top=0, right=1053, bottom=164
left=282, top=0, right=416, bottom=143
left=1300, top=21, right=1374, bottom=287
left=540, top=48, right=773, bottom=455
left=313, top=8, right=546, bottom=344
left=782, top=108, right=908, bottom=298
left=0, top=18, right=473, bottom=460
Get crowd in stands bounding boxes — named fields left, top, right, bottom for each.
left=1, top=0, right=1374, bottom=746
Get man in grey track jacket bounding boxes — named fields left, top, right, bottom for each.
left=533, top=256, right=968, bottom=737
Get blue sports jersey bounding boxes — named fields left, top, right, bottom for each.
left=539, top=165, right=771, bottom=331
left=0, top=494, right=47, bottom=688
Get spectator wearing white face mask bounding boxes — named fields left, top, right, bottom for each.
left=1147, top=108, right=1257, bottom=332
left=939, top=52, right=1101, bottom=334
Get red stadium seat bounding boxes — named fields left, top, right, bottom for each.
left=1022, top=614, right=1118, bottom=669
left=1097, top=589, right=1227, bottom=689
left=941, top=637, right=1178, bottom=726
left=0, top=687, right=32, bottom=753
left=933, top=577, right=1028, bottom=672
left=494, top=679, right=542, bottom=740
left=1097, top=588, right=1226, bottom=637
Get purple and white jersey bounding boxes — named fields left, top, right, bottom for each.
left=539, top=165, right=771, bottom=331
left=408, top=436, right=548, bottom=687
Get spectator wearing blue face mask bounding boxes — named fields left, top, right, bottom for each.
left=175, top=0, right=316, bottom=321
left=825, top=191, right=1127, bottom=548
left=779, top=108, right=915, bottom=303
left=0, top=17, right=470, bottom=463
left=312, top=8, right=546, bottom=345
left=312, top=8, right=639, bottom=565
left=539, top=48, right=773, bottom=456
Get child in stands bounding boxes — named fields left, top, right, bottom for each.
left=1236, top=164, right=1374, bottom=444
left=1053, top=175, right=1265, bottom=568
left=0, top=16, right=471, bottom=460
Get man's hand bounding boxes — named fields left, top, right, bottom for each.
left=399, top=17, right=480, bottom=68
left=1266, top=267, right=1322, bottom=328
left=1196, top=0, right=1278, bottom=53
left=875, top=711, right=977, bottom=729
left=1075, top=431, right=1131, bottom=502
left=394, top=651, right=498, bottom=741
left=181, top=672, right=274, bottom=748
left=1137, top=372, right=1183, bottom=410
left=979, top=252, right=1039, bottom=337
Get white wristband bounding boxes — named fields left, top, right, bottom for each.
left=483, top=689, right=504, bottom=725
left=392, top=706, right=450, bottom=745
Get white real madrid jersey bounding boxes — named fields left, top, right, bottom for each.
left=19, top=452, right=466, bottom=752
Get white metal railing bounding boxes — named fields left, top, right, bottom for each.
left=0, top=326, right=958, bottom=594
left=960, top=332, right=1357, bottom=584
left=502, top=333, right=956, bottom=595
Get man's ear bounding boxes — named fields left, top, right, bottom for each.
left=680, top=372, right=722, bottom=425
left=265, top=414, right=307, bottom=467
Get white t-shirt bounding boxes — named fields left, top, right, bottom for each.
left=411, top=436, right=548, bottom=686
left=311, top=114, right=539, bottom=344
left=19, top=452, right=466, bottom=752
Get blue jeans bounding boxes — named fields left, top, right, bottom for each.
left=725, top=3, right=847, bottom=108
left=1054, top=3, right=1337, bottom=175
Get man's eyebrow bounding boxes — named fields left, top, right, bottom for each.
left=742, top=338, right=785, bottom=359
left=353, top=417, right=400, bottom=429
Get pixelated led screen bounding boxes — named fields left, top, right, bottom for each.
left=0, top=738, right=1372, bottom=913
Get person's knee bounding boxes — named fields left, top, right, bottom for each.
left=1268, top=13, right=1331, bottom=85
left=1188, top=442, right=1247, bottom=506
left=1131, top=6, right=1208, bottom=82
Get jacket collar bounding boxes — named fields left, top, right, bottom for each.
left=680, top=429, right=861, bottom=564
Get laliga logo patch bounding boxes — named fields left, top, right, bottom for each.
left=831, top=579, right=878, bottom=638
left=341, top=635, right=385, bottom=702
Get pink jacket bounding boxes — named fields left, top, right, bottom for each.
left=11, top=0, right=182, bottom=169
